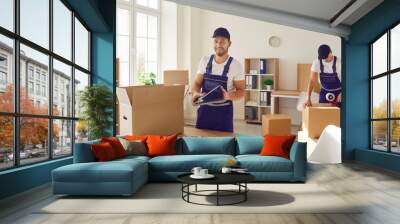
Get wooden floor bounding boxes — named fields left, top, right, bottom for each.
left=1, top=121, right=400, bottom=224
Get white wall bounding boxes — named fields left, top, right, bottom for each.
left=160, top=0, right=178, bottom=73
left=161, top=2, right=341, bottom=124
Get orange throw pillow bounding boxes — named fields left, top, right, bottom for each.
left=146, top=134, right=178, bottom=157
left=101, top=137, right=126, bottom=158
left=124, top=135, right=148, bottom=142
left=91, top=142, right=117, bottom=161
left=260, top=135, right=296, bottom=159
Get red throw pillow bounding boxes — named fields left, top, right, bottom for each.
left=91, top=142, right=117, bottom=161
left=101, top=137, right=126, bottom=158
left=260, top=135, right=296, bottom=159
left=124, top=135, right=148, bottom=142
left=146, top=134, right=178, bottom=157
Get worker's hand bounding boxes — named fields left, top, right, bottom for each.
left=221, top=87, right=231, bottom=100
left=337, top=93, right=342, bottom=103
left=304, top=97, right=312, bottom=107
left=192, top=92, right=202, bottom=106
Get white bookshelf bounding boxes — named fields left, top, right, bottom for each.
left=244, top=58, right=279, bottom=124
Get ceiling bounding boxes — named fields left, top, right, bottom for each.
left=167, top=0, right=384, bottom=38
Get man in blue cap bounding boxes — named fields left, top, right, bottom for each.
left=305, top=44, right=341, bottom=107
left=191, top=27, right=245, bottom=132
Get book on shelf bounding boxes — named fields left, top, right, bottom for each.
left=260, top=91, right=266, bottom=106
left=245, top=75, right=258, bottom=89
left=245, top=76, right=250, bottom=89
left=251, top=76, right=257, bottom=89
left=260, top=59, right=267, bottom=74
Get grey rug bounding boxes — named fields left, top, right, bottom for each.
left=37, top=183, right=362, bottom=214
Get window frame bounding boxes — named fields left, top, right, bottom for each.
left=117, top=0, right=161, bottom=85
left=370, top=20, right=400, bottom=154
left=0, top=0, right=92, bottom=171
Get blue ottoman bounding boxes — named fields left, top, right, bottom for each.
left=52, top=156, right=148, bottom=196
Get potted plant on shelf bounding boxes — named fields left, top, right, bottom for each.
left=263, top=79, right=274, bottom=90
left=138, top=72, right=156, bottom=85
left=79, top=84, right=113, bottom=140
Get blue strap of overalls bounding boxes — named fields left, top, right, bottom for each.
left=206, top=55, right=214, bottom=74
left=332, top=56, right=337, bottom=73
left=222, top=57, right=233, bottom=77
left=319, top=58, right=324, bottom=73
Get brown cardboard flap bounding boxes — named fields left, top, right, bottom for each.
left=129, top=84, right=185, bottom=106
left=163, top=70, right=189, bottom=85
left=117, top=84, right=185, bottom=136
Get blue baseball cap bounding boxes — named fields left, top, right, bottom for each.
left=212, top=27, right=230, bottom=40
left=318, top=44, right=331, bottom=59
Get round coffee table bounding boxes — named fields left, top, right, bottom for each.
left=177, top=173, right=255, bottom=206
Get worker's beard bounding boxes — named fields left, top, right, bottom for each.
left=215, top=48, right=228, bottom=57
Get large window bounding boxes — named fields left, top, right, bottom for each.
left=370, top=23, right=400, bottom=154
left=117, top=0, right=160, bottom=86
left=0, top=0, right=91, bottom=170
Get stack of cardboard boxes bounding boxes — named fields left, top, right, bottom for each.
left=299, top=106, right=340, bottom=158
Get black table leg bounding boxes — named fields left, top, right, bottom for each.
left=216, top=184, right=219, bottom=206
left=245, top=183, right=247, bottom=201
left=195, top=184, right=197, bottom=192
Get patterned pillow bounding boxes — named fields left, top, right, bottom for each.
left=118, top=137, right=147, bottom=156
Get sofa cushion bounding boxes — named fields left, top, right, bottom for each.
left=260, top=135, right=296, bottom=159
left=101, top=137, right=127, bottom=158
left=91, top=142, right=118, bottom=161
left=147, top=134, right=178, bottom=157
left=179, top=137, right=235, bottom=155
left=53, top=158, right=147, bottom=183
left=118, top=138, right=147, bottom=156
left=236, top=155, right=293, bottom=172
left=149, top=154, right=235, bottom=172
left=236, top=136, right=263, bottom=155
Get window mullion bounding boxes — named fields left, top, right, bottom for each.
left=49, top=0, right=54, bottom=160
left=14, top=0, right=21, bottom=167
left=387, top=29, right=391, bottom=152
left=71, top=9, right=76, bottom=154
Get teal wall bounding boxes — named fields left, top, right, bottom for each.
left=0, top=0, right=116, bottom=200
left=0, top=158, right=72, bottom=199
left=92, top=32, right=116, bottom=135
left=344, top=0, right=400, bottom=171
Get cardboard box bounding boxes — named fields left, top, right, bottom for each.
left=302, top=106, right=340, bottom=138
left=262, top=114, right=291, bottom=136
left=163, top=70, right=189, bottom=85
left=116, top=84, right=185, bottom=136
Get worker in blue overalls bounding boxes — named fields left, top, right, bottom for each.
left=192, top=27, right=245, bottom=132
left=305, top=44, right=342, bottom=107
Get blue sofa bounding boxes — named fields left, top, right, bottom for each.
left=52, top=136, right=307, bottom=196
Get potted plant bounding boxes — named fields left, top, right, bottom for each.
left=79, top=84, right=113, bottom=140
left=139, top=72, right=156, bottom=85
left=263, top=79, right=274, bottom=90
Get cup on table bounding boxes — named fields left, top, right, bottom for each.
left=199, top=169, right=208, bottom=176
left=221, top=167, right=232, bottom=174
left=191, top=167, right=202, bottom=176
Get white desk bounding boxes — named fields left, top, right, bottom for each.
left=271, top=90, right=300, bottom=114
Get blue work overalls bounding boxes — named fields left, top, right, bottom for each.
left=319, top=56, right=341, bottom=106
left=195, top=55, right=234, bottom=132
